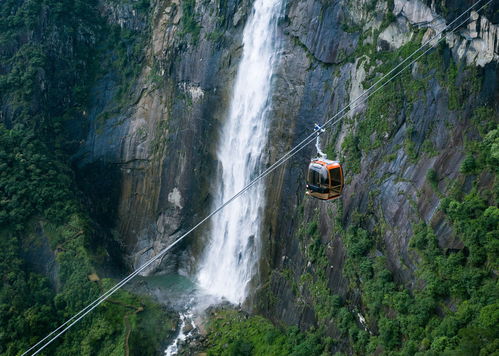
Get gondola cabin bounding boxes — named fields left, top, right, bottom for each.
left=306, top=158, right=344, bottom=201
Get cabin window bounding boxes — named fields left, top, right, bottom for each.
left=329, top=167, right=342, bottom=187
left=329, top=167, right=341, bottom=186
left=309, top=165, right=329, bottom=187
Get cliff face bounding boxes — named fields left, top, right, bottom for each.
left=77, top=0, right=252, bottom=272
left=75, top=0, right=498, bottom=352
left=256, top=0, right=499, bottom=350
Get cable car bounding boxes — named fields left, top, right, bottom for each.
left=306, top=158, right=344, bottom=200
left=305, top=124, right=344, bottom=201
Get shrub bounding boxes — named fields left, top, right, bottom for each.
left=460, top=154, right=477, bottom=174
left=426, top=168, right=438, bottom=189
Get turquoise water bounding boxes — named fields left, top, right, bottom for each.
left=131, top=273, right=198, bottom=310
left=145, top=274, right=196, bottom=293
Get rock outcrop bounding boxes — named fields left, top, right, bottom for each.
left=393, top=0, right=499, bottom=66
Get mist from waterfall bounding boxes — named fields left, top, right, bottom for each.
left=196, top=0, right=282, bottom=304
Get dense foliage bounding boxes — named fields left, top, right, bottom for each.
left=0, top=1, right=98, bottom=352
left=0, top=0, right=100, bottom=138
left=205, top=309, right=331, bottom=356
left=0, top=127, right=77, bottom=228
left=0, top=0, right=171, bottom=355
left=0, top=230, right=57, bottom=354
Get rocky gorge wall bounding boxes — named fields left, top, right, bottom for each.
left=77, top=0, right=254, bottom=273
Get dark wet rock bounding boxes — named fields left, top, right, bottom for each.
left=183, top=320, right=194, bottom=334
left=76, top=0, right=250, bottom=273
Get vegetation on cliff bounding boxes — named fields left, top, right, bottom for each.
left=0, top=1, right=172, bottom=355
left=204, top=8, right=498, bottom=356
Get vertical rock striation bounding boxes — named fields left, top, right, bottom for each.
left=77, top=0, right=252, bottom=273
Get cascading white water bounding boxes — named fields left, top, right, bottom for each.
left=196, top=0, right=282, bottom=304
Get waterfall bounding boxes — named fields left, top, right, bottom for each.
left=196, top=0, right=282, bottom=304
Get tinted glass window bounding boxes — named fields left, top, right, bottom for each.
left=309, top=169, right=320, bottom=186
left=308, top=165, right=329, bottom=187
left=330, top=167, right=341, bottom=186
